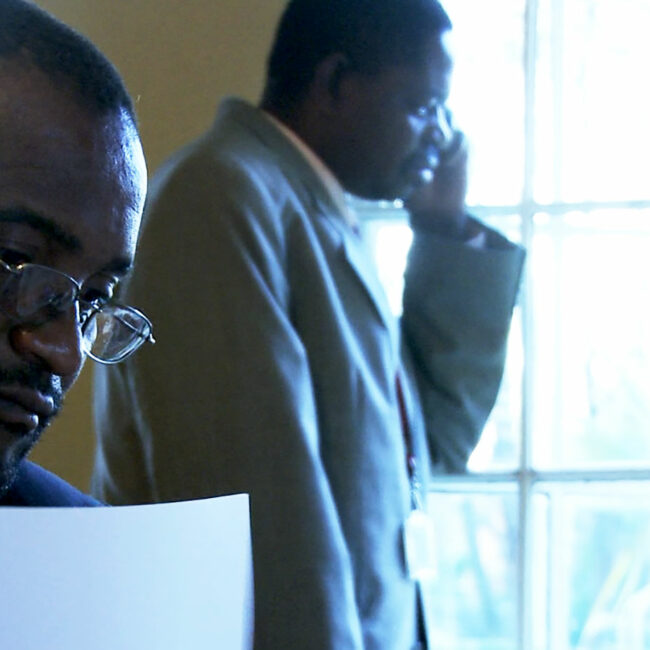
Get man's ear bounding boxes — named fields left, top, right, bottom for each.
left=311, top=52, right=352, bottom=109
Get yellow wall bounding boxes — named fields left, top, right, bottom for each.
left=29, top=0, right=287, bottom=490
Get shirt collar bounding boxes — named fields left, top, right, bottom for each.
left=262, top=110, right=358, bottom=232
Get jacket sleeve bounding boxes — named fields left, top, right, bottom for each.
left=401, top=225, right=525, bottom=472
left=92, top=155, right=365, bottom=650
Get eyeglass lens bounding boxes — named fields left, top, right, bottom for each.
left=1, top=265, right=77, bottom=322
left=83, top=306, right=152, bottom=363
left=0, top=263, right=152, bottom=363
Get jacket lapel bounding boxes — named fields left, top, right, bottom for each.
left=313, top=196, right=396, bottom=337
left=222, top=99, right=397, bottom=337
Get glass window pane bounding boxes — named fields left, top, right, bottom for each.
left=423, top=488, right=519, bottom=650
left=443, top=0, right=526, bottom=206
left=531, top=209, right=650, bottom=468
left=470, top=213, right=524, bottom=472
left=535, top=0, right=650, bottom=202
left=534, top=482, right=650, bottom=650
left=361, top=213, right=525, bottom=472
left=530, top=491, right=550, bottom=650
left=469, top=305, right=523, bottom=472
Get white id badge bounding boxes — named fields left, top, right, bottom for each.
left=403, top=509, right=437, bottom=581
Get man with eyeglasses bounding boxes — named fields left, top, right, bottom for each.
left=0, top=0, right=152, bottom=506
left=94, top=0, right=524, bottom=648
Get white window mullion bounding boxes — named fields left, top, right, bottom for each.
left=521, top=0, right=539, bottom=648
left=518, top=470, right=536, bottom=650
left=550, top=0, right=565, bottom=203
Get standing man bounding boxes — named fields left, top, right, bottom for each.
left=0, top=0, right=152, bottom=506
left=93, top=0, right=524, bottom=647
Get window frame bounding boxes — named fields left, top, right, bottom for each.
left=358, top=1, right=650, bottom=647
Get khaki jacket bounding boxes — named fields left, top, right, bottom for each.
left=92, top=98, right=525, bottom=649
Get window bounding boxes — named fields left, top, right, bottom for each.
left=359, top=1, right=650, bottom=648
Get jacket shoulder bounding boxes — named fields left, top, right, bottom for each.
left=0, top=461, right=101, bottom=507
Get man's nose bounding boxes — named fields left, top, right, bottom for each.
left=9, top=309, right=85, bottom=378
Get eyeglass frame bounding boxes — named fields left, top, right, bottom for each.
left=412, top=100, right=457, bottom=152
left=0, top=258, right=155, bottom=364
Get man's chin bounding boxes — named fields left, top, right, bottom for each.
left=382, top=166, right=435, bottom=204
left=355, top=182, right=414, bottom=204
left=347, top=166, right=433, bottom=204
left=0, top=461, right=20, bottom=499
left=0, top=427, right=42, bottom=497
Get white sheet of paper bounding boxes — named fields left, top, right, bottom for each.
left=0, top=494, right=252, bottom=650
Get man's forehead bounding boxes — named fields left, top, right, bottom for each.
left=0, top=59, right=144, bottom=177
left=416, top=29, right=454, bottom=74
left=370, top=29, right=453, bottom=92
left=0, top=62, right=145, bottom=273
left=0, top=59, right=140, bottom=150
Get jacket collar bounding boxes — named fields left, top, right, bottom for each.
left=213, top=98, right=396, bottom=334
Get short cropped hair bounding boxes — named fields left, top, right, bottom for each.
left=265, top=0, right=452, bottom=105
left=0, top=0, right=135, bottom=124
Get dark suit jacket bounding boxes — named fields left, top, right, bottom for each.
left=0, top=461, right=100, bottom=507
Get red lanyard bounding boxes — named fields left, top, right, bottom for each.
left=396, top=372, right=423, bottom=510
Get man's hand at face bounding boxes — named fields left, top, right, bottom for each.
left=405, top=130, right=480, bottom=242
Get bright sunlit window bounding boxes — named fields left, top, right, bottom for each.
left=359, top=1, right=650, bottom=648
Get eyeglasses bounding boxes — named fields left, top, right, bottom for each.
left=414, top=101, right=455, bottom=152
left=0, top=259, right=154, bottom=364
